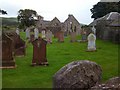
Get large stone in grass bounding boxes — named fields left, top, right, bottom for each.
left=91, top=77, right=120, bottom=89
left=53, top=60, right=102, bottom=89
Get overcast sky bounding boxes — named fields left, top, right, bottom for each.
left=0, top=0, right=101, bottom=25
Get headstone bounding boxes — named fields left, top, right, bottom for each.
left=41, top=30, right=46, bottom=38
left=81, top=31, right=87, bottom=42
left=30, top=34, right=34, bottom=43
left=1, top=33, right=15, bottom=68
left=26, top=27, right=30, bottom=39
left=32, top=37, right=48, bottom=66
left=87, top=33, right=96, bottom=51
left=70, top=32, right=77, bottom=42
left=16, top=28, right=19, bottom=35
left=14, top=36, right=26, bottom=56
left=57, top=31, right=64, bottom=42
left=46, top=30, right=52, bottom=44
left=34, top=27, right=39, bottom=39
left=53, top=60, right=102, bottom=89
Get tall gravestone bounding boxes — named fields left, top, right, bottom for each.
left=57, top=31, right=64, bottom=42
left=32, top=37, right=48, bottom=66
left=14, top=36, right=26, bottom=56
left=16, top=28, right=19, bottom=35
left=87, top=33, right=96, bottom=51
left=46, top=30, right=52, bottom=44
left=70, top=26, right=77, bottom=42
left=81, top=31, right=87, bottom=42
left=34, top=27, right=39, bottom=39
left=26, top=27, right=30, bottom=39
left=1, top=33, right=15, bottom=68
left=41, top=30, right=46, bottom=39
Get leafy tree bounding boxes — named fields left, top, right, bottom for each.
left=17, top=9, right=37, bottom=29
left=90, top=2, right=120, bottom=20
left=0, top=9, right=7, bottom=14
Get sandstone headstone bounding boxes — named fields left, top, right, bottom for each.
left=87, top=33, right=96, bottom=51
left=70, top=32, right=77, bottom=42
left=53, top=60, right=102, bottom=89
left=57, top=31, right=64, bottom=42
left=32, top=37, right=48, bottom=66
left=14, top=36, right=26, bottom=56
left=1, top=33, right=15, bottom=68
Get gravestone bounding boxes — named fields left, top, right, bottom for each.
left=16, top=28, right=19, bottom=35
left=32, top=37, right=48, bottom=66
left=46, top=30, right=52, bottom=44
left=26, top=27, right=30, bottom=39
left=57, top=31, right=64, bottom=42
left=29, top=34, right=34, bottom=43
left=87, top=33, right=96, bottom=51
left=1, top=33, right=15, bottom=68
left=81, top=31, right=87, bottom=42
left=41, top=30, right=46, bottom=38
left=34, top=27, right=39, bottom=39
left=14, top=36, right=26, bottom=56
left=70, top=32, right=77, bottom=42
left=53, top=60, right=102, bottom=89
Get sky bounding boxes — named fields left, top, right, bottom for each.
left=0, top=0, right=101, bottom=25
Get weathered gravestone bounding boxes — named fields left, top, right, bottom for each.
left=70, top=32, right=77, bottom=42
left=1, top=33, right=16, bottom=68
left=29, top=34, right=34, bottom=43
left=87, top=33, right=96, bottom=51
left=41, top=30, right=46, bottom=39
left=92, top=26, right=96, bottom=35
left=14, top=36, right=26, bottom=56
left=81, top=31, right=87, bottom=42
left=46, top=30, right=52, bottom=44
left=56, top=31, right=64, bottom=42
left=34, top=27, right=39, bottom=39
left=26, top=27, right=30, bottom=39
left=53, top=60, right=102, bottom=89
left=16, top=28, right=19, bottom=35
left=6, top=32, right=26, bottom=56
left=91, top=77, right=120, bottom=90
left=32, top=37, right=48, bottom=66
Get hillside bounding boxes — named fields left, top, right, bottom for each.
left=2, top=17, right=18, bottom=26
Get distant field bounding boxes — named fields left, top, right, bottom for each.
left=2, top=32, right=118, bottom=88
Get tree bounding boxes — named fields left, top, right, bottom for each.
left=17, top=9, right=37, bottom=29
left=90, top=2, right=120, bottom=20
left=0, top=9, right=7, bottom=15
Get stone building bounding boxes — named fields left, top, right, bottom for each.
left=89, top=12, right=120, bottom=43
left=35, top=14, right=82, bottom=36
left=63, top=14, right=81, bottom=35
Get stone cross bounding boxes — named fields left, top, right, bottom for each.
left=87, top=33, right=96, bottom=51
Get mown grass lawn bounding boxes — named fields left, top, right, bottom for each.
left=2, top=32, right=118, bottom=88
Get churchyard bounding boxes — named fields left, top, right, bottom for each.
left=2, top=32, right=118, bottom=88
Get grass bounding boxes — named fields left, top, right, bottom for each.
left=2, top=32, right=119, bottom=88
